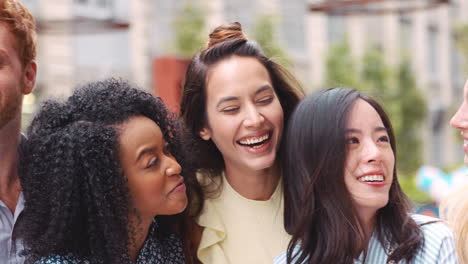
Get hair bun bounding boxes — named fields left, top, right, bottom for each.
left=207, top=22, right=247, bottom=48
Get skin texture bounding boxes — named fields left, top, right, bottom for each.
left=450, top=79, right=468, bottom=166
left=0, top=22, right=35, bottom=129
left=120, top=116, right=188, bottom=219
left=119, top=116, right=188, bottom=261
left=200, top=56, right=284, bottom=197
left=344, top=99, right=394, bottom=232
left=0, top=21, right=36, bottom=214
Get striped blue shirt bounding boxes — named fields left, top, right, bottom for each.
left=273, top=214, right=459, bottom=264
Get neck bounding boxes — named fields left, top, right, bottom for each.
left=0, top=116, right=22, bottom=213
left=357, top=208, right=377, bottom=249
left=359, top=209, right=377, bottom=237
left=224, top=162, right=280, bottom=200
left=127, top=211, right=153, bottom=262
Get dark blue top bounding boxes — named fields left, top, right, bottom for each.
left=34, top=221, right=185, bottom=264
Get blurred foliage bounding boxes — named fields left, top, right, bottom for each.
left=324, top=40, right=427, bottom=201
left=172, top=1, right=206, bottom=58
left=455, top=24, right=468, bottom=73
left=394, top=59, right=427, bottom=173
left=325, top=41, right=361, bottom=89
left=252, top=14, right=292, bottom=67
left=398, top=173, right=432, bottom=204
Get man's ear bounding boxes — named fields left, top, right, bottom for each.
left=199, top=127, right=211, bottom=141
left=22, top=61, right=37, bottom=95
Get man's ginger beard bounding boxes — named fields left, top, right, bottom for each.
left=0, top=84, right=23, bottom=130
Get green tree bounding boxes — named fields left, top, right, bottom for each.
left=395, top=58, right=427, bottom=174
left=361, top=48, right=394, bottom=95
left=251, top=14, right=291, bottom=67
left=172, top=1, right=205, bottom=58
left=455, top=24, right=468, bottom=73
left=324, top=40, right=362, bottom=89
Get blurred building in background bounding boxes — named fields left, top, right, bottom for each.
left=21, top=0, right=130, bottom=97
left=20, top=0, right=467, bottom=169
left=304, top=0, right=465, bottom=169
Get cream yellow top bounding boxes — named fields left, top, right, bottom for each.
left=196, top=174, right=291, bottom=264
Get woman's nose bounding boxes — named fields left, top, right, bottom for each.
left=243, top=105, right=264, bottom=128
left=450, top=103, right=468, bottom=131
left=165, top=156, right=182, bottom=176
left=363, top=141, right=383, bottom=164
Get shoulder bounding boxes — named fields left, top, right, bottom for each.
left=196, top=176, right=227, bottom=225
left=146, top=232, right=185, bottom=262
left=274, top=245, right=302, bottom=264
left=161, top=232, right=184, bottom=249
left=34, top=254, right=84, bottom=264
left=411, top=214, right=454, bottom=239
left=273, top=251, right=287, bottom=264
left=411, top=213, right=440, bottom=225
left=195, top=198, right=227, bottom=260
left=410, top=214, right=459, bottom=262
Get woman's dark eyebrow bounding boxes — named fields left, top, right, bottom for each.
left=216, top=96, right=238, bottom=108
left=345, top=128, right=361, bottom=134
left=216, top=85, right=273, bottom=108
left=375, top=126, right=388, bottom=132
left=255, top=85, right=273, bottom=95
left=345, top=127, right=388, bottom=134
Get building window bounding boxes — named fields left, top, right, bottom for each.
left=431, top=117, right=443, bottom=166
left=399, top=16, right=411, bottom=54
left=327, top=15, right=345, bottom=44
left=279, top=0, right=305, bottom=54
left=427, top=24, right=439, bottom=80
left=97, top=0, right=107, bottom=7
left=451, top=34, right=463, bottom=100
left=224, top=0, right=254, bottom=30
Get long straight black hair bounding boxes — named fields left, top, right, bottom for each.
left=282, top=88, right=423, bottom=264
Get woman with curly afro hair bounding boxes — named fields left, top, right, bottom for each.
left=18, top=78, right=201, bottom=264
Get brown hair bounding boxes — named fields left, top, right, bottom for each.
left=283, top=88, right=424, bottom=264
left=206, top=22, right=247, bottom=48
left=180, top=22, right=303, bottom=199
left=0, top=0, right=37, bottom=67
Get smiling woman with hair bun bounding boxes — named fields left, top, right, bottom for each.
left=180, top=22, right=303, bottom=263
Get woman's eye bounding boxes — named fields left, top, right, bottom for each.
left=257, top=97, right=273, bottom=104
left=145, top=157, right=159, bottom=169
left=378, top=135, right=390, bottom=142
left=221, top=107, right=239, bottom=113
left=346, top=137, right=359, bottom=144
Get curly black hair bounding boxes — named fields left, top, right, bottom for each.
left=18, top=78, right=200, bottom=264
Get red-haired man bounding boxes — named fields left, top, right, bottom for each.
left=0, top=1, right=37, bottom=263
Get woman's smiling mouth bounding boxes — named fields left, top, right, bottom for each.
left=237, top=132, right=271, bottom=148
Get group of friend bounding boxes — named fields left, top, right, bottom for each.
left=1, top=1, right=467, bottom=264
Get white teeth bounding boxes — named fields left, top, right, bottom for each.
left=358, top=175, right=384, bottom=182
left=239, top=134, right=270, bottom=145
left=464, top=140, right=468, bottom=147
